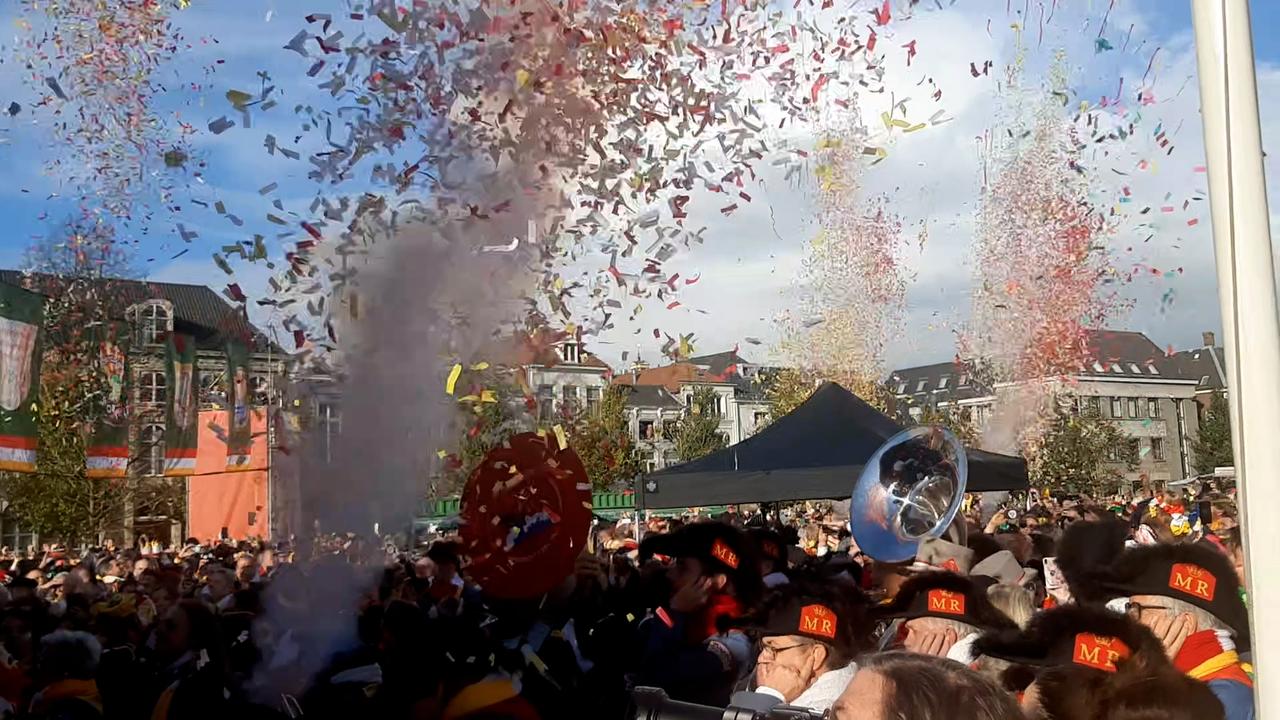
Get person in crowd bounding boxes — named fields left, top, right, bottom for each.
left=28, top=630, right=102, bottom=719
left=747, top=529, right=789, bottom=589
left=874, top=571, right=1018, bottom=663
left=976, top=604, right=1224, bottom=720
left=148, top=600, right=229, bottom=720
left=730, top=577, right=869, bottom=712
left=1100, top=542, right=1254, bottom=720
left=985, top=583, right=1036, bottom=630
left=830, top=651, right=1021, bottom=720
left=634, top=521, right=761, bottom=706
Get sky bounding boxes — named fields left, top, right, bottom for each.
left=2, top=0, right=1280, bottom=374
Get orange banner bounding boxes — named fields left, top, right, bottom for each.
left=186, top=409, right=270, bottom=542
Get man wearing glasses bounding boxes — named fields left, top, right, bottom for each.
left=1101, top=543, right=1254, bottom=720
left=729, top=578, right=870, bottom=713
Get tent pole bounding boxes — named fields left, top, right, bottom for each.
left=1191, top=0, right=1279, bottom=714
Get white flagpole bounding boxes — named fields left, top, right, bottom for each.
left=1191, top=1, right=1278, bottom=714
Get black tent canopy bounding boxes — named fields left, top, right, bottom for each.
left=640, top=382, right=1028, bottom=509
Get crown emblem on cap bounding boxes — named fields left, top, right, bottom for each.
left=1073, top=633, right=1131, bottom=672
left=927, top=589, right=966, bottom=616
left=1168, top=563, right=1216, bottom=602
left=799, top=604, right=838, bottom=639
left=711, top=539, right=739, bottom=569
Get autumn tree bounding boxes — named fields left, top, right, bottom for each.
left=436, top=368, right=530, bottom=496
left=0, top=224, right=158, bottom=544
left=1191, top=393, right=1233, bottom=475
left=760, top=368, right=818, bottom=423
left=568, top=385, right=642, bottom=491
left=916, top=405, right=980, bottom=447
left=1031, top=403, right=1135, bottom=496
left=673, top=387, right=728, bottom=462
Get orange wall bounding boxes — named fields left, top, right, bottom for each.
left=186, top=409, right=270, bottom=542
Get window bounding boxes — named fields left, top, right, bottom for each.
left=1129, top=363, right=1142, bottom=374
left=1148, top=399, right=1161, bottom=418
left=639, top=419, right=655, bottom=440
left=133, top=301, right=172, bottom=346
left=908, top=407, right=923, bottom=421
left=915, top=379, right=928, bottom=392
left=1128, top=398, right=1140, bottom=418
left=562, top=385, right=578, bottom=414
left=645, top=454, right=656, bottom=473
left=1092, top=362, right=1105, bottom=372
left=561, top=342, right=581, bottom=364
left=318, top=402, right=342, bottom=434
left=537, top=385, right=554, bottom=420
left=1200, top=375, right=1211, bottom=387
left=140, top=371, right=167, bottom=405
left=1111, top=364, right=1123, bottom=373
left=1147, top=364, right=1160, bottom=375
left=1151, top=437, right=1166, bottom=461
left=938, top=375, right=950, bottom=389
left=753, top=411, right=768, bottom=426
left=251, top=375, right=271, bottom=406
left=140, top=423, right=165, bottom=477
left=586, top=387, right=601, bottom=416
left=663, top=451, right=679, bottom=467
left=958, top=374, right=969, bottom=387
left=896, top=381, right=907, bottom=394
left=1110, top=397, right=1123, bottom=418
left=1085, top=396, right=1101, bottom=414
left=974, top=404, right=991, bottom=425
left=0, top=515, right=36, bottom=555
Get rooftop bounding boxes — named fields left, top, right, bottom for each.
left=0, top=270, right=271, bottom=352
left=620, top=384, right=683, bottom=410
left=889, top=329, right=1202, bottom=398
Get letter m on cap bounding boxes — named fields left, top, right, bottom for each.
left=799, top=604, right=838, bottom=639
left=926, top=589, right=966, bottom=616
left=1073, top=633, right=1130, bottom=673
left=1169, top=563, right=1216, bottom=602
left=711, top=539, right=739, bottom=569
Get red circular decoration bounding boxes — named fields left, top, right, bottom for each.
left=458, top=432, right=593, bottom=598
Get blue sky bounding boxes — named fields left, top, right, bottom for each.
left=2, top=1, right=1279, bottom=368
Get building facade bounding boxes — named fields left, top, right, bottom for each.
left=888, top=330, right=1203, bottom=489
left=0, top=272, right=287, bottom=545
left=614, top=350, right=772, bottom=472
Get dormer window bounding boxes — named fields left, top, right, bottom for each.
left=130, top=300, right=173, bottom=346
left=938, top=375, right=950, bottom=389
left=561, top=342, right=581, bottom=364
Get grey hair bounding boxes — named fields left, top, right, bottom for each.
left=907, top=617, right=979, bottom=638
left=859, top=651, right=1021, bottom=720
left=38, top=630, right=102, bottom=680
left=986, top=584, right=1036, bottom=629
left=1160, top=597, right=1232, bottom=635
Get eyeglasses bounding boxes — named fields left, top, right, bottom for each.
left=760, top=642, right=811, bottom=658
left=1122, top=600, right=1171, bottom=618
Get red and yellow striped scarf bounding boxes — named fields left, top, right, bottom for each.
left=1174, top=630, right=1252, bottom=687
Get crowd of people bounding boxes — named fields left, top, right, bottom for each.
left=0, top=484, right=1252, bottom=720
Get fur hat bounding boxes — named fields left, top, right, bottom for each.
left=1097, top=542, right=1248, bottom=648
left=1055, top=518, right=1128, bottom=603
left=733, top=577, right=870, bottom=658
left=873, top=571, right=1017, bottom=632
left=640, top=521, right=763, bottom=603
left=975, top=604, right=1170, bottom=675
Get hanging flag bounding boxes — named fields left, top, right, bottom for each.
left=225, top=341, right=253, bottom=470
left=164, top=334, right=199, bottom=476
left=0, top=284, right=43, bottom=473
left=86, top=322, right=130, bottom=478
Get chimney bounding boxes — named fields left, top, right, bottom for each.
left=1202, top=331, right=1216, bottom=347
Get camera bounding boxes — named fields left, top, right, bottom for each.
left=628, top=687, right=826, bottom=720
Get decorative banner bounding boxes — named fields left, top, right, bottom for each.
left=164, top=333, right=199, bottom=477
left=0, top=284, right=43, bottom=473
left=225, top=342, right=253, bottom=470
left=86, top=322, right=130, bottom=478
left=459, top=432, right=593, bottom=598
